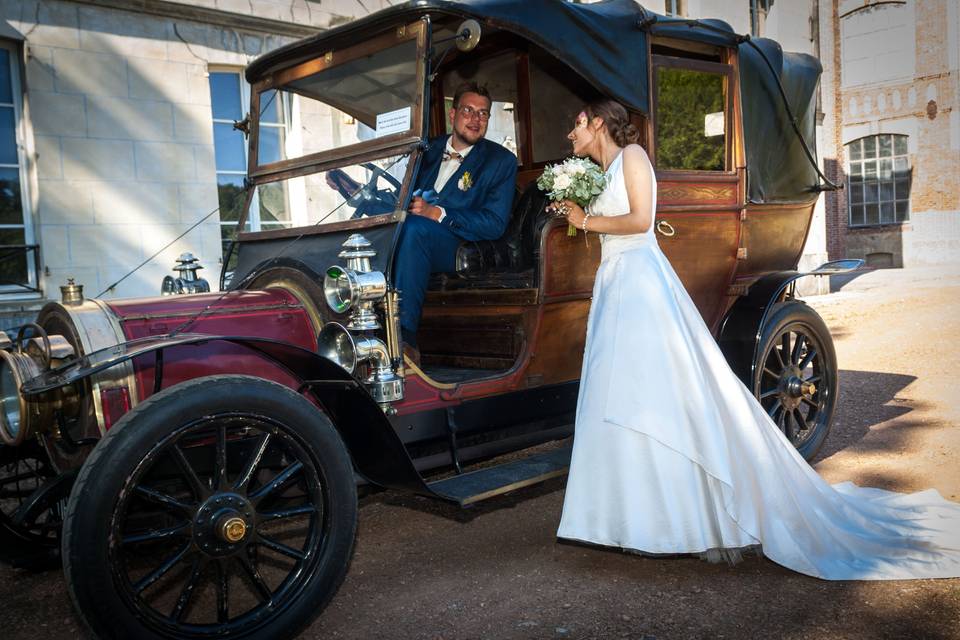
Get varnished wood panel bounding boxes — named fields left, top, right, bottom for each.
left=541, top=222, right=601, bottom=298
left=657, top=180, right=738, bottom=207
left=418, top=306, right=531, bottom=367
left=524, top=299, right=591, bottom=385
left=424, top=288, right=537, bottom=307
left=656, top=213, right=740, bottom=331
left=516, top=169, right=542, bottom=190
left=240, top=211, right=402, bottom=240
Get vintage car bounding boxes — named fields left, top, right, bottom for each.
left=0, top=1, right=859, bottom=638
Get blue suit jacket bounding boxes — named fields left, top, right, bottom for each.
left=414, top=135, right=517, bottom=242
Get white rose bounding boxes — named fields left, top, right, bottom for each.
left=553, top=173, right=572, bottom=190
left=570, top=163, right=586, bottom=175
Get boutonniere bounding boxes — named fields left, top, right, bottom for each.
left=458, top=171, right=473, bottom=191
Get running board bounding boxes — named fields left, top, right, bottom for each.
left=427, top=444, right=572, bottom=507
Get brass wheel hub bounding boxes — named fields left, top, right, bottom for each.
left=194, top=493, right=254, bottom=557
left=779, top=365, right=816, bottom=411
left=220, top=517, right=247, bottom=543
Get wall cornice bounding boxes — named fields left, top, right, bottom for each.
left=71, top=0, right=324, bottom=38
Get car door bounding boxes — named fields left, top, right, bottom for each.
left=649, top=47, right=744, bottom=333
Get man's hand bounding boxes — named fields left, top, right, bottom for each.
left=409, top=196, right=442, bottom=221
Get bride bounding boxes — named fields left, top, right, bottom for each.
left=552, top=100, right=960, bottom=580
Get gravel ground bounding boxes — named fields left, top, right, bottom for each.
left=2, top=263, right=959, bottom=640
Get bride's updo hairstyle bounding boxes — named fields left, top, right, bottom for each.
left=585, top=100, right=640, bottom=147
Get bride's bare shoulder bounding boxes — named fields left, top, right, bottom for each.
left=621, top=144, right=653, bottom=178
left=622, top=144, right=652, bottom=168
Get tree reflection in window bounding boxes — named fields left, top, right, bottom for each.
left=655, top=67, right=725, bottom=172
left=847, top=134, right=910, bottom=226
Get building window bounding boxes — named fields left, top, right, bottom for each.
left=847, top=134, right=910, bottom=226
left=0, top=42, right=37, bottom=295
left=665, top=0, right=685, bottom=17
left=209, top=71, right=291, bottom=260
left=750, top=0, right=771, bottom=37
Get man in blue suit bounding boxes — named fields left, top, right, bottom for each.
left=395, top=82, right=517, bottom=359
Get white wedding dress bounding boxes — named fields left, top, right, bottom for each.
left=556, top=150, right=960, bottom=580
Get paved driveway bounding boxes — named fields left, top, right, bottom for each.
left=3, top=263, right=960, bottom=640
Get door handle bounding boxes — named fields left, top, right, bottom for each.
left=655, top=220, right=675, bottom=237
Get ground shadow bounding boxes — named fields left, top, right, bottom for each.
left=815, top=368, right=920, bottom=462
left=828, top=267, right=878, bottom=292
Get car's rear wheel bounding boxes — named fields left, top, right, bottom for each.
left=753, top=302, right=837, bottom=461
left=63, top=375, right=357, bottom=640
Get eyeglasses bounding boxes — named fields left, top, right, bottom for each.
left=457, top=105, right=491, bottom=121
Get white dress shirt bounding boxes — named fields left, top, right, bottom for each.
left=434, top=139, right=474, bottom=192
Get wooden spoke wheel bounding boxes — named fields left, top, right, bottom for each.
left=754, top=302, right=838, bottom=461
left=63, top=376, right=357, bottom=640
left=0, top=441, right=68, bottom=570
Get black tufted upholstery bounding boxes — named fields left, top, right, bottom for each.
left=428, top=183, right=552, bottom=290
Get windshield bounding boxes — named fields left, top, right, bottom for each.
left=251, top=23, right=425, bottom=173
left=221, top=151, right=411, bottom=273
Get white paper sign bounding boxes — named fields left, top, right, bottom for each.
left=376, top=107, right=412, bottom=137
left=704, top=111, right=725, bottom=137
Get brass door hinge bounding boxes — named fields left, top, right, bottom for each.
left=736, top=247, right=748, bottom=260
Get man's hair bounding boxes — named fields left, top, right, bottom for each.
left=452, top=81, right=491, bottom=109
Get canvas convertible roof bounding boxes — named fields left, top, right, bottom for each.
left=246, top=0, right=733, bottom=113
left=247, top=0, right=824, bottom=203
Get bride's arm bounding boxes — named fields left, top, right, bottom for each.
left=560, top=144, right=654, bottom=235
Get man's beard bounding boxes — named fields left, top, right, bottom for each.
left=455, top=126, right=483, bottom=146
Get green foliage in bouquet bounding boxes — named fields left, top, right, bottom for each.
left=537, top=156, right=609, bottom=236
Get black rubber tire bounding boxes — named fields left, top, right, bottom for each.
left=0, top=442, right=63, bottom=571
left=62, top=375, right=357, bottom=640
left=754, top=301, right=838, bottom=461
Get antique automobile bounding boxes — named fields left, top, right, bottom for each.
left=0, top=1, right=859, bottom=638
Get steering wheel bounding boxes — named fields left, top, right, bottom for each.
left=346, top=163, right=403, bottom=218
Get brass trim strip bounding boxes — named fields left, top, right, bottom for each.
left=117, top=303, right=304, bottom=322
left=402, top=355, right=458, bottom=390
left=458, top=467, right=569, bottom=506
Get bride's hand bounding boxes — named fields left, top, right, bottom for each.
left=557, top=200, right=586, bottom=228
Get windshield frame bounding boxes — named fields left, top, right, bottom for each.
left=247, top=18, right=429, bottom=183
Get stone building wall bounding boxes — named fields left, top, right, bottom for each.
left=0, top=0, right=384, bottom=324
left=823, top=0, right=959, bottom=268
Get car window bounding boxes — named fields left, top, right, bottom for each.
left=529, top=51, right=593, bottom=164
left=442, top=53, right=520, bottom=162
left=654, top=64, right=728, bottom=172
left=254, top=35, right=421, bottom=170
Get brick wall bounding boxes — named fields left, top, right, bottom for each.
left=829, top=0, right=960, bottom=267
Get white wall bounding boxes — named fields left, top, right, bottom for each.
left=1, top=0, right=389, bottom=301
left=840, top=1, right=915, bottom=88
left=764, top=0, right=816, bottom=55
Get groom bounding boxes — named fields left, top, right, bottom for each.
left=394, top=81, right=517, bottom=359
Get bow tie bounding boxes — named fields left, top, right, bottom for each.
left=443, top=150, right=464, bottom=163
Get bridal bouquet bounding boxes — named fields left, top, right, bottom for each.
left=537, top=156, right=608, bottom=236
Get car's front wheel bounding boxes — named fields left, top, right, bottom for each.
left=63, top=375, right=357, bottom=640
